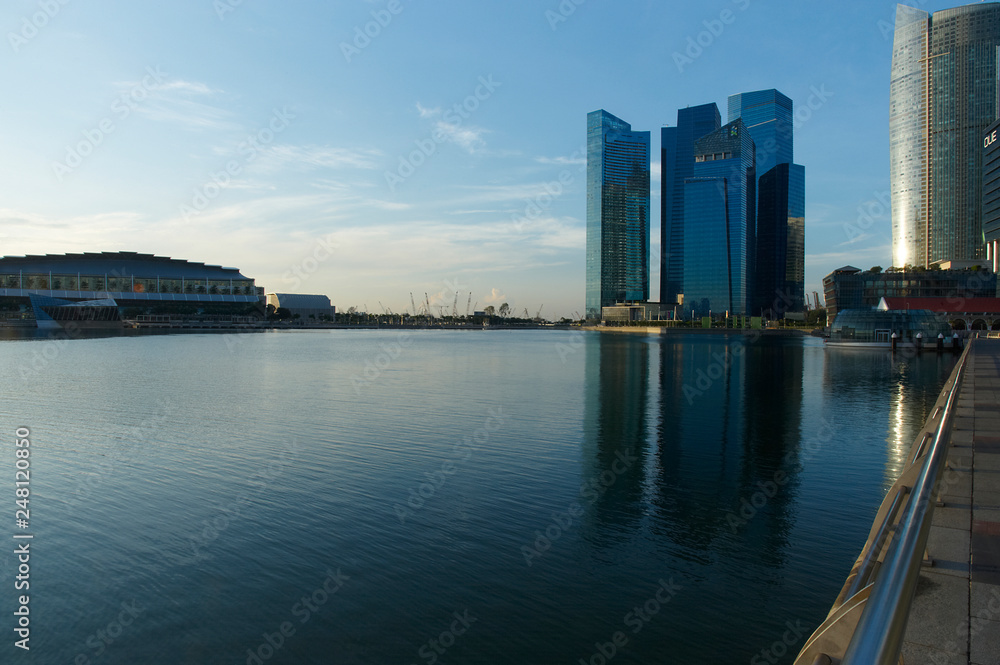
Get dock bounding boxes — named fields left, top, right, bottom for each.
left=903, top=338, right=1000, bottom=664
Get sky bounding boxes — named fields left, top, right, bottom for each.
left=0, top=0, right=960, bottom=320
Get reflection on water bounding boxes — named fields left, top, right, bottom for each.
left=0, top=330, right=960, bottom=664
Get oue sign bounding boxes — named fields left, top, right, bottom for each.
left=987, top=129, right=998, bottom=148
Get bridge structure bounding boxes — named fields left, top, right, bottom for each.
left=794, top=338, right=1000, bottom=664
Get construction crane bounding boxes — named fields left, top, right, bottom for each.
left=410, top=293, right=418, bottom=317
left=523, top=307, right=530, bottom=319
left=535, top=304, right=544, bottom=321
left=465, top=292, right=472, bottom=318
left=452, top=292, right=458, bottom=318
left=424, top=293, right=431, bottom=318
left=378, top=301, right=388, bottom=315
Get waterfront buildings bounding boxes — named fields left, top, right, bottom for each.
left=984, top=117, right=1000, bottom=278
left=661, top=103, right=721, bottom=306
left=0, top=251, right=263, bottom=326
left=728, top=89, right=805, bottom=316
left=683, top=119, right=756, bottom=317
left=265, top=293, right=336, bottom=319
left=660, top=89, right=804, bottom=320
left=586, top=110, right=651, bottom=319
left=890, top=3, right=1000, bottom=268
left=822, top=265, right=997, bottom=317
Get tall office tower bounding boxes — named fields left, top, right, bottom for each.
left=683, top=119, right=756, bottom=317
left=586, top=110, right=651, bottom=319
left=756, top=163, right=805, bottom=315
left=727, top=89, right=793, bottom=175
left=728, top=89, right=805, bottom=315
left=890, top=3, right=1000, bottom=268
left=661, top=103, right=721, bottom=306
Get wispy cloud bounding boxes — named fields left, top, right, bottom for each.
left=535, top=155, right=585, bottom=167
left=416, top=102, right=441, bottom=118
left=251, top=145, right=382, bottom=173
left=434, top=120, right=488, bottom=153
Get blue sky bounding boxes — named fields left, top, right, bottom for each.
left=0, top=0, right=954, bottom=319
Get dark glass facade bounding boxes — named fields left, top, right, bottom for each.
left=729, top=89, right=805, bottom=316
left=890, top=3, right=1000, bottom=267
left=727, top=90, right=793, bottom=177
left=683, top=120, right=755, bottom=316
left=660, top=104, right=721, bottom=306
left=755, top=163, right=805, bottom=315
left=586, top=110, right=650, bottom=319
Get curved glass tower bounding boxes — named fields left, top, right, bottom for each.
left=890, top=2, right=1000, bottom=268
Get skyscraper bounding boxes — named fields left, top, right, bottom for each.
left=728, top=89, right=805, bottom=315
left=661, top=103, right=721, bottom=306
left=683, top=119, right=756, bottom=316
left=890, top=2, right=1000, bottom=268
left=586, top=110, right=651, bottom=319
left=756, top=163, right=805, bottom=315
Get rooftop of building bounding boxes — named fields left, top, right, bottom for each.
left=0, top=251, right=251, bottom=280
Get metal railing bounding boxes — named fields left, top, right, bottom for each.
left=794, top=341, right=971, bottom=664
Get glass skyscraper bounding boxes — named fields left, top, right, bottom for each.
left=586, top=110, right=650, bottom=319
left=661, top=103, right=721, bottom=306
left=683, top=119, right=756, bottom=317
left=728, top=89, right=805, bottom=315
left=890, top=2, right=1000, bottom=268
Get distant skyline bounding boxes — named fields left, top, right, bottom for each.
left=0, top=1, right=971, bottom=319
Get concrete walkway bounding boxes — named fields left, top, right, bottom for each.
left=903, top=339, right=1000, bottom=665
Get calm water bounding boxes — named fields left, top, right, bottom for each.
left=0, top=329, right=957, bottom=664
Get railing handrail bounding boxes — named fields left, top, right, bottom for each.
left=838, top=342, right=969, bottom=664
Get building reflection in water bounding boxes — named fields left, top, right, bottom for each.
left=581, top=333, right=805, bottom=566
left=822, top=348, right=958, bottom=489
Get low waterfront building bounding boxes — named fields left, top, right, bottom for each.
left=0, top=251, right=264, bottom=326
left=823, top=265, right=996, bottom=317
left=601, top=302, right=662, bottom=322
left=827, top=308, right=951, bottom=346
left=265, top=293, right=335, bottom=319
left=877, top=296, right=1000, bottom=331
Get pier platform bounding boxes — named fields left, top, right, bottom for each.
left=903, top=339, right=1000, bottom=664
